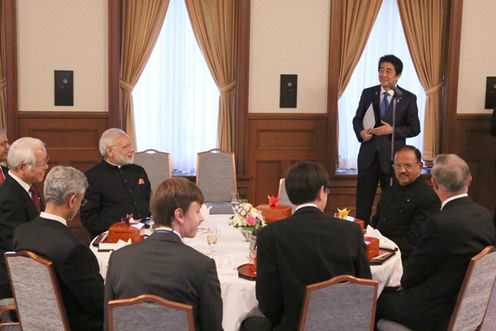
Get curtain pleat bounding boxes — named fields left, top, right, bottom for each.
left=397, top=0, right=446, bottom=161
left=184, top=0, right=238, bottom=152
left=120, top=0, right=170, bottom=142
left=0, top=4, right=7, bottom=128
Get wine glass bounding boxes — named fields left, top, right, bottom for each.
left=230, top=192, right=240, bottom=213
left=206, top=227, right=219, bottom=254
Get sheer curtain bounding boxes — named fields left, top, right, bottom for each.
left=338, top=0, right=425, bottom=169
left=133, top=0, right=219, bottom=173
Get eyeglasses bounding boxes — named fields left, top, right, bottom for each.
left=80, top=198, right=88, bottom=207
left=392, top=162, right=419, bottom=170
left=34, top=156, right=50, bottom=166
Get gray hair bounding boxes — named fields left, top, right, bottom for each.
left=43, top=166, right=88, bottom=204
left=99, top=128, right=128, bottom=157
left=431, top=154, right=471, bottom=194
left=7, top=137, right=46, bottom=170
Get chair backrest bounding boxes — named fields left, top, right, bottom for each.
left=134, top=149, right=172, bottom=191
left=277, top=178, right=296, bottom=212
left=447, top=246, right=496, bottom=331
left=196, top=148, right=237, bottom=202
left=5, top=250, right=69, bottom=331
left=299, top=275, right=378, bottom=331
left=108, top=294, right=196, bottom=331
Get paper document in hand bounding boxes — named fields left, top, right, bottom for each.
left=362, top=103, right=375, bottom=129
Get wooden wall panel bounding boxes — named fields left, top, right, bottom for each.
left=450, top=114, right=496, bottom=215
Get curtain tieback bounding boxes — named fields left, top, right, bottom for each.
left=425, top=82, right=443, bottom=96
left=220, top=81, right=236, bottom=94
left=119, top=80, right=134, bottom=93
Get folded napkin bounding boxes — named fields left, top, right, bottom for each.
left=365, top=226, right=398, bottom=251
left=200, top=204, right=212, bottom=220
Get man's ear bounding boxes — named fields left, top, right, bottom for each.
left=174, top=208, right=184, bottom=225
left=317, top=185, right=326, bottom=202
left=430, top=176, right=439, bottom=191
left=67, top=193, right=78, bottom=208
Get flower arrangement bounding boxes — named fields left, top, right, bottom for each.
left=229, top=202, right=266, bottom=232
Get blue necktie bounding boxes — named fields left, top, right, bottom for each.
left=380, top=91, right=389, bottom=119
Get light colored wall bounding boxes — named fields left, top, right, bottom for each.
left=17, top=0, right=107, bottom=112
left=248, top=0, right=330, bottom=113
left=457, top=0, right=496, bottom=114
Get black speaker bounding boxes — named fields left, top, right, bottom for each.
left=280, top=74, right=297, bottom=108
left=54, top=70, right=74, bottom=106
left=484, top=76, right=496, bottom=109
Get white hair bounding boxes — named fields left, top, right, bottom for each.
left=431, top=154, right=471, bottom=194
left=98, top=128, right=128, bottom=157
left=7, top=137, right=45, bottom=170
left=43, top=166, right=88, bottom=204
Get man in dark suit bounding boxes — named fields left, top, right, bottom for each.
left=13, top=166, right=104, bottom=331
left=80, top=128, right=151, bottom=238
left=243, top=161, right=371, bottom=331
left=105, top=177, right=222, bottom=331
left=0, top=128, right=9, bottom=184
left=0, top=137, right=48, bottom=299
left=370, top=146, right=440, bottom=263
left=376, top=154, right=496, bottom=330
left=353, top=54, right=421, bottom=224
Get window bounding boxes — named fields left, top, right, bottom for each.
left=133, top=0, right=219, bottom=174
left=337, top=0, right=425, bottom=170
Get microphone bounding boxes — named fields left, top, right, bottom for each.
left=390, top=85, right=403, bottom=97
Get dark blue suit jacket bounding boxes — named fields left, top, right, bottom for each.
left=352, top=85, right=420, bottom=172
left=0, top=175, right=37, bottom=298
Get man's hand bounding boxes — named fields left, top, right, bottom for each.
left=371, top=121, right=393, bottom=136
left=360, top=129, right=373, bottom=142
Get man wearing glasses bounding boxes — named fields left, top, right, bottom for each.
left=370, top=146, right=440, bottom=263
left=0, top=137, right=48, bottom=300
left=13, top=166, right=104, bottom=331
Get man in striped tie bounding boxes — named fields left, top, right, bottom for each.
left=0, top=137, right=48, bottom=300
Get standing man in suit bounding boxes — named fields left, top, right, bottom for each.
left=353, top=54, right=421, bottom=224
left=105, top=177, right=222, bottom=331
left=376, top=154, right=496, bottom=330
left=244, top=161, right=371, bottom=331
left=13, top=166, right=104, bottom=331
left=0, top=137, right=48, bottom=299
left=0, top=128, right=9, bottom=183
left=370, top=145, right=440, bottom=263
left=80, top=128, right=151, bottom=238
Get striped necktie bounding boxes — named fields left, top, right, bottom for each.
left=380, top=91, right=389, bottom=119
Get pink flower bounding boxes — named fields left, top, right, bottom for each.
left=246, top=215, right=256, bottom=226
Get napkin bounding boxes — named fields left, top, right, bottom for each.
left=99, top=239, right=132, bottom=251
left=200, top=204, right=212, bottom=220
left=365, top=226, right=398, bottom=250
left=267, top=195, right=279, bottom=207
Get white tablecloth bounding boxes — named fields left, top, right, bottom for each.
left=90, top=214, right=402, bottom=331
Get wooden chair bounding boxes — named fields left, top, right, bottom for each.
left=0, top=297, right=20, bottom=331
left=377, top=245, right=496, bottom=331
left=196, top=149, right=237, bottom=214
left=134, top=149, right=172, bottom=191
left=277, top=178, right=296, bottom=212
left=107, top=294, right=195, bottom=331
left=298, top=275, right=378, bottom=331
left=5, top=250, right=69, bottom=331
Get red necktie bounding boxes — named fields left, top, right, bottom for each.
left=29, top=185, right=41, bottom=213
left=0, top=169, right=4, bottom=184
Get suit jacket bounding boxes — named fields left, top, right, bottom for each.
left=13, top=216, right=104, bottom=331
left=399, top=197, right=496, bottom=330
left=352, top=85, right=420, bottom=172
left=104, top=231, right=223, bottom=331
left=256, top=207, right=372, bottom=331
left=0, top=165, right=8, bottom=183
left=0, top=175, right=37, bottom=298
left=370, top=176, right=440, bottom=260
left=80, top=160, right=151, bottom=237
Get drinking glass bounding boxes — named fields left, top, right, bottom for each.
left=230, top=192, right=240, bottom=213
left=206, top=226, right=219, bottom=254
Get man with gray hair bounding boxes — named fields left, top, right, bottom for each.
left=0, top=137, right=48, bottom=299
left=80, top=128, right=151, bottom=237
left=376, top=154, right=496, bottom=330
left=13, top=166, right=104, bottom=331
left=0, top=128, right=9, bottom=183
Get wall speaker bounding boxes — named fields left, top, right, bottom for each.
left=280, top=74, right=297, bottom=108
left=54, top=70, right=74, bottom=106
left=485, top=76, right=496, bottom=109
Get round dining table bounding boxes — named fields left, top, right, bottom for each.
left=90, top=214, right=403, bottom=331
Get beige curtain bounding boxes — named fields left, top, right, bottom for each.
left=0, top=4, right=7, bottom=128
left=398, top=0, right=446, bottom=161
left=185, top=0, right=238, bottom=152
left=120, top=0, right=169, bottom=141
left=338, top=0, right=383, bottom=97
